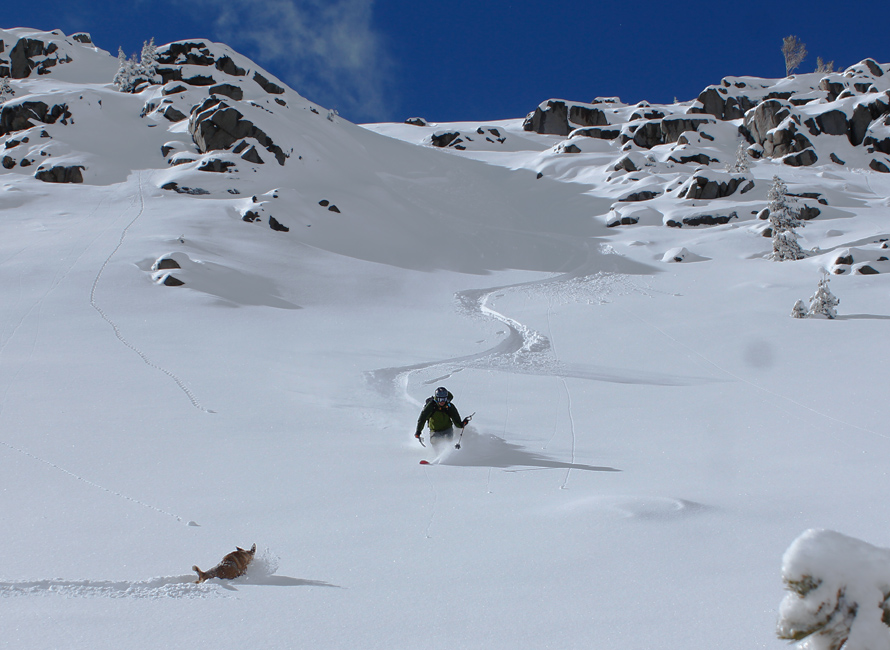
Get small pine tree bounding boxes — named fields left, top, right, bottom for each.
left=113, top=46, right=140, bottom=92
left=726, top=141, right=750, bottom=173
left=768, top=176, right=807, bottom=261
left=782, top=35, right=808, bottom=76
left=0, top=76, right=14, bottom=103
left=113, top=39, right=160, bottom=92
left=808, top=273, right=839, bottom=319
left=791, top=299, right=807, bottom=319
left=140, top=38, right=160, bottom=85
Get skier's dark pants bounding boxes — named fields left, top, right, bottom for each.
left=430, top=427, right=453, bottom=442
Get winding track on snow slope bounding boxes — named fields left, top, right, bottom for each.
left=89, top=172, right=213, bottom=413
left=366, top=246, right=722, bottom=402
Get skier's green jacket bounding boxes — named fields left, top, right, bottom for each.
left=415, top=392, right=465, bottom=436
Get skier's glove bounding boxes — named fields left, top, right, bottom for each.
left=460, top=418, right=470, bottom=427
left=414, top=432, right=422, bottom=439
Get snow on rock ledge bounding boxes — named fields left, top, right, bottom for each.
left=778, top=529, right=890, bottom=650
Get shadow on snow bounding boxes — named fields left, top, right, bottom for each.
left=429, top=429, right=620, bottom=472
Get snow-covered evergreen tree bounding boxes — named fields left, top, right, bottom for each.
left=113, top=47, right=140, bottom=92
left=791, top=299, right=807, bottom=319
left=113, top=39, right=160, bottom=92
left=139, top=38, right=160, bottom=85
left=808, top=273, right=839, bottom=319
left=768, top=175, right=807, bottom=261
left=0, top=76, right=14, bottom=103
left=726, top=141, right=750, bottom=173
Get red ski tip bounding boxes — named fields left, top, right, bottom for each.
left=419, top=460, right=431, bottom=465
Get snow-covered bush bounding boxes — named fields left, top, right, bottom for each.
left=778, top=529, right=890, bottom=650
left=0, top=76, right=14, bottom=103
left=768, top=175, right=807, bottom=261
left=791, top=299, right=807, bottom=319
left=808, top=273, right=839, bottom=319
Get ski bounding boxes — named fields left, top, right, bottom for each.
left=419, top=460, right=432, bottom=465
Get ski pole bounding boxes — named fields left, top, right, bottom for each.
left=455, top=412, right=474, bottom=449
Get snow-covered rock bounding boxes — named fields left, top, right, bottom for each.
left=779, top=529, right=890, bottom=650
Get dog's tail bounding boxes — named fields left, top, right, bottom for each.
left=192, top=565, right=209, bottom=584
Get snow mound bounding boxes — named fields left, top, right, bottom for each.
left=557, top=495, right=706, bottom=520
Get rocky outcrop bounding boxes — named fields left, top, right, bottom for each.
left=188, top=97, right=287, bottom=165
left=743, top=100, right=817, bottom=164
left=680, top=61, right=890, bottom=169
left=782, top=149, right=819, bottom=167
left=429, top=128, right=506, bottom=150
left=523, top=100, right=610, bottom=136
left=159, top=274, right=185, bottom=286
left=34, top=164, right=84, bottom=183
left=162, top=105, right=188, bottom=122
left=804, top=110, right=848, bottom=136
left=676, top=172, right=753, bottom=200
left=269, top=216, right=289, bottom=232
left=252, top=72, right=285, bottom=95
left=430, top=131, right=461, bottom=148
left=691, top=86, right=757, bottom=120
left=571, top=126, right=620, bottom=140
left=668, top=152, right=717, bottom=165
left=666, top=212, right=738, bottom=228
left=157, top=41, right=217, bottom=66
left=744, top=99, right=791, bottom=145
left=155, top=40, right=255, bottom=90
left=621, top=117, right=714, bottom=149
left=215, top=56, right=246, bottom=77
left=209, top=83, right=243, bottom=101
left=612, top=155, right=639, bottom=172
left=0, top=101, right=71, bottom=136
left=161, top=182, right=210, bottom=195
left=4, top=37, right=73, bottom=78
left=849, top=94, right=890, bottom=146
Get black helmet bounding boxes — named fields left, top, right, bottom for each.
left=434, top=387, right=449, bottom=405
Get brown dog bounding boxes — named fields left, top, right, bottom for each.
left=193, top=544, right=256, bottom=584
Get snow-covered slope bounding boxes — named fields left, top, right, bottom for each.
left=3, top=28, right=890, bottom=650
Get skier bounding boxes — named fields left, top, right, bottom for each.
left=415, top=386, right=470, bottom=444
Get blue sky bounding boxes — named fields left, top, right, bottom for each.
left=5, top=0, right=890, bottom=124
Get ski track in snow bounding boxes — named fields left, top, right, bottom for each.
left=367, top=264, right=720, bottom=405
left=545, top=294, right=577, bottom=490
left=88, top=171, right=214, bottom=414
left=0, top=438, right=190, bottom=524
left=0, top=190, right=117, bottom=416
left=367, top=263, right=637, bottom=494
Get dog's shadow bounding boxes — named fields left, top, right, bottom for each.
left=234, top=575, right=340, bottom=589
